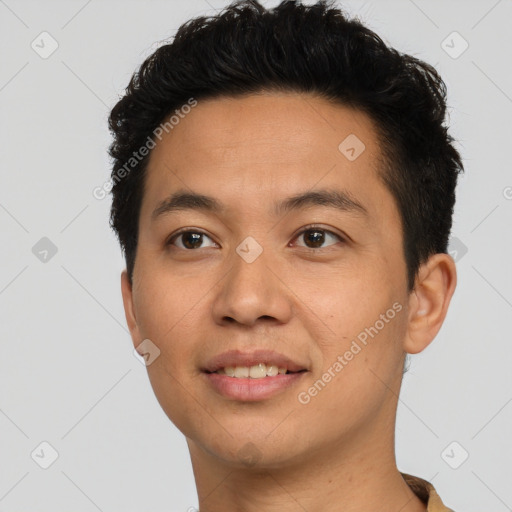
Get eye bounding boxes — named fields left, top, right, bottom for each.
left=166, top=225, right=345, bottom=251
left=292, top=225, right=345, bottom=249
left=167, top=229, right=217, bottom=250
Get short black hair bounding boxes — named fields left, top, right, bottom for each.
left=108, top=0, right=464, bottom=293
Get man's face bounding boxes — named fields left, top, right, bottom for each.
left=122, top=92, right=413, bottom=467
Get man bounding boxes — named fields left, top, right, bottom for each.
left=108, top=1, right=463, bottom=510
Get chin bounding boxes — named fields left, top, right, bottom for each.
left=189, top=429, right=311, bottom=470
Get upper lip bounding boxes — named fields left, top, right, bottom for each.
left=202, top=349, right=308, bottom=373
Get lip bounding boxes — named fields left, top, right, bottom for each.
left=201, top=349, right=309, bottom=402
left=203, top=372, right=306, bottom=401
left=202, top=349, right=307, bottom=374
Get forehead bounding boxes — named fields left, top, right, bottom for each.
left=140, top=92, right=393, bottom=227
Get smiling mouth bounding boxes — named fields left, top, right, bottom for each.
left=203, top=358, right=308, bottom=401
left=206, top=363, right=307, bottom=379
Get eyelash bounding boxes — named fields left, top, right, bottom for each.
left=166, top=224, right=346, bottom=251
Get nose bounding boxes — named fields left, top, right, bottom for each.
left=210, top=244, right=293, bottom=328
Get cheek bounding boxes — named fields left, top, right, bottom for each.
left=304, top=276, right=407, bottom=395
left=133, top=276, right=205, bottom=430
left=131, top=279, right=206, bottom=396
left=299, top=313, right=406, bottom=437
left=133, top=268, right=200, bottom=339
left=296, top=270, right=389, bottom=343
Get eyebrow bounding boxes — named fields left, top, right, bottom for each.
left=151, top=188, right=369, bottom=221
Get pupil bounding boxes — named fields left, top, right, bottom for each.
left=305, top=229, right=324, bottom=248
left=181, top=230, right=326, bottom=249
left=183, top=232, right=202, bottom=249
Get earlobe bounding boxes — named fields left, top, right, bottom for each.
left=120, top=270, right=140, bottom=346
left=404, top=253, right=457, bottom=355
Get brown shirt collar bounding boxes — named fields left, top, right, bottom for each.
left=401, top=473, right=455, bottom=512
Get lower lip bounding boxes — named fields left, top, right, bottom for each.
left=203, top=372, right=306, bottom=401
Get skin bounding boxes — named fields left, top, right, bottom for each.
left=120, top=91, right=457, bottom=512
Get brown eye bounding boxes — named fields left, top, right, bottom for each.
left=167, top=230, right=216, bottom=250
left=294, top=227, right=344, bottom=249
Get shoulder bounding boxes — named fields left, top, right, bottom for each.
left=401, top=472, right=457, bottom=512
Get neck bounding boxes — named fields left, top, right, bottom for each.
left=187, top=420, right=426, bottom=512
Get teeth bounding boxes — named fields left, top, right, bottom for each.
left=249, top=363, right=266, bottom=379
left=234, top=366, right=249, bottom=378
left=215, top=363, right=288, bottom=378
left=266, top=365, right=279, bottom=376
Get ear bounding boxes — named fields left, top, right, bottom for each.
left=121, top=270, right=141, bottom=348
left=403, top=253, right=457, bottom=355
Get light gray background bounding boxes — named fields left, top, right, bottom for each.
left=1, top=0, right=511, bottom=510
